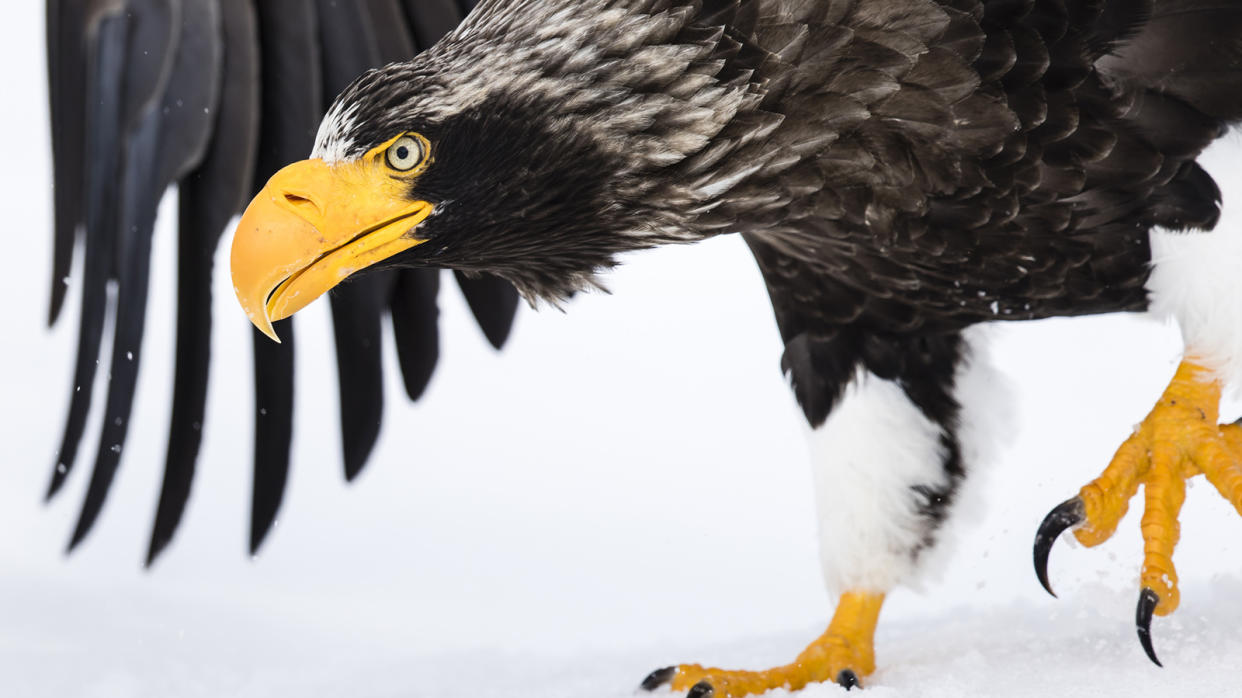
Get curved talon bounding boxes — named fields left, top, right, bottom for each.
left=1137, top=587, right=1162, bottom=667
left=836, top=669, right=860, bottom=690
left=1033, top=497, right=1085, bottom=597
left=687, top=680, right=715, bottom=698
left=641, top=667, right=675, bottom=691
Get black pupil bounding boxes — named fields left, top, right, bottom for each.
left=395, top=145, right=410, bottom=161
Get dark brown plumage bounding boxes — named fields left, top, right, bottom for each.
left=315, top=0, right=1242, bottom=424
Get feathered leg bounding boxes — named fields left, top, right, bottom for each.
left=644, top=328, right=1001, bottom=696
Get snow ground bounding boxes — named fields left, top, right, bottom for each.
left=4, top=3, right=1242, bottom=697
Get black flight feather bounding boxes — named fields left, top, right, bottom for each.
left=391, top=269, right=442, bottom=402
left=46, top=0, right=87, bottom=326
left=70, top=0, right=223, bottom=552
left=48, top=7, right=127, bottom=501
left=250, top=320, right=295, bottom=556
left=316, top=0, right=390, bottom=482
left=45, top=0, right=521, bottom=559
left=149, top=0, right=259, bottom=566
left=246, top=0, right=320, bottom=553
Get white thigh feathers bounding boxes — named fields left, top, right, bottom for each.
left=1148, top=223, right=1242, bottom=392
left=807, top=326, right=1007, bottom=596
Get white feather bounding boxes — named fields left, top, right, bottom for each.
left=807, top=325, right=1008, bottom=596
left=312, top=103, right=359, bottom=164
left=1147, top=223, right=1242, bottom=393
left=808, top=368, right=945, bottom=595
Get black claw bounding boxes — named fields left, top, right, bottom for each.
left=1033, top=497, right=1085, bottom=597
left=1137, top=587, right=1163, bottom=667
left=640, top=667, right=675, bottom=691
left=836, top=669, right=860, bottom=690
left=687, top=680, right=714, bottom=698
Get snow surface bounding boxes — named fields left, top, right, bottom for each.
left=4, top=3, right=1242, bottom=696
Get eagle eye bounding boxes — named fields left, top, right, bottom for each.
left=386, top=134, right=428, bottom=172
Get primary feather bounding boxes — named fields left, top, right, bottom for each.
left=43, top=0, right=517, bottom=560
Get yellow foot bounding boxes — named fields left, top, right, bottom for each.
left=1034, top=359, right=1242, bottom=665
left=640, top=591, right=883, bottom=697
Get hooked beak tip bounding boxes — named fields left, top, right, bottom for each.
left=242, top=299, right=281, bottom=343
left=257, top=321, right=282, bottom=344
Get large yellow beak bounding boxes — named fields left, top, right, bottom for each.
left=230, top=157, right=432, bottom=341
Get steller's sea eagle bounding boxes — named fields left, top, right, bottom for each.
left=45, top=0, right=1242, bottom=694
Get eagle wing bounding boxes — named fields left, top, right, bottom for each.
left=44, top=0, right=517, bottom=563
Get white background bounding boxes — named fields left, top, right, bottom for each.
left=4, top=3, right=1242, bottom=696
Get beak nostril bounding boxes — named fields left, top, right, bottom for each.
left=282, top=192, right=321, bottom=218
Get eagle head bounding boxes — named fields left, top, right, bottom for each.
left=229, top=9, right=733, bottom=340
